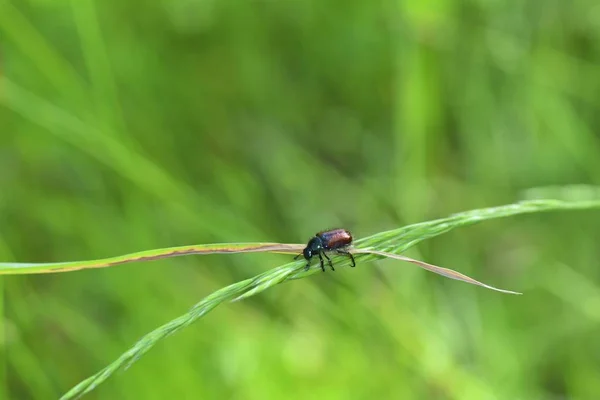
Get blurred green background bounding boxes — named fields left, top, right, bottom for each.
left=2, top=0, right=600, bottom=399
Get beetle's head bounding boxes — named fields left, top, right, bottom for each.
left=303, top=247, right=313, bottom=260
left=303, top=237, right=323, bottom=260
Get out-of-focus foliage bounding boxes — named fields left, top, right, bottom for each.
left=1, top=0, right=600, bottom=399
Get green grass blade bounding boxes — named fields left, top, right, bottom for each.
left=354, top=199, right=600, bottom=253
left=59, top=198, right=600, bottom=399
left=0, top=243, right=303, bottom=274
left=60, top=278, right=255, bottom=400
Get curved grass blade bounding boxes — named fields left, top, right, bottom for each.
left=353, top=249, right=521, bottom=295
left=0, top=243, right=303, bottom=275
left=60, top=278, right=256, bottom=400
left=50, top=198, right=600, bottom=399
left=353, top=199, right=600, bottom=253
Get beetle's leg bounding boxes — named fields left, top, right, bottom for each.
left=336, top=250, right=356, bottom=267
left=322, top=252, right=334, bottom=271
left=296, top=253, right=310, bottom=270
left=317, top=253, right=325, bottom=272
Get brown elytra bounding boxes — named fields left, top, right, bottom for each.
left=316, top=228, right=353, bottom=250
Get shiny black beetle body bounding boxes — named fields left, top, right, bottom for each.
left=295, top=229, right=355, bottom=271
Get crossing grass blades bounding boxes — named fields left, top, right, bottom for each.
left=2, top=197, right=600, bottom=399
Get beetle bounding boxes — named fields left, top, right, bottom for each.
left=294, top=228, right=356, bottom=272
